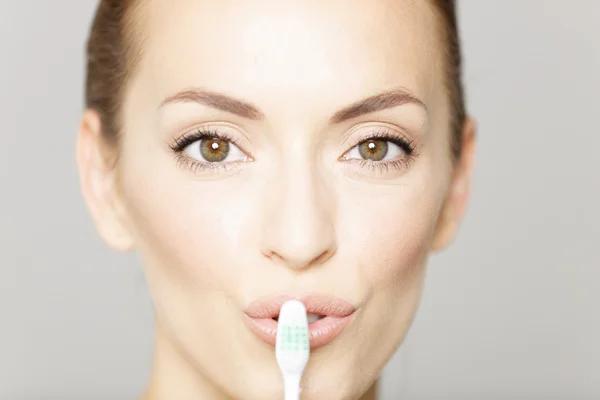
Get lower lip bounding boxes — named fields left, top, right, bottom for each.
left=244, top=314, right=355, bottom=350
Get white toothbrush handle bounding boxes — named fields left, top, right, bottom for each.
left=283, top=373, right=301, bottom=400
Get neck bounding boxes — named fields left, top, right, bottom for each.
left=141, top=324, right=231, bottom=400
left=140, top=324, right=380, bottom=400
left=361, top=380, right=379, bottom=400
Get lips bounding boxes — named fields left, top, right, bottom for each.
left=243, top=294, right=356, bottom=349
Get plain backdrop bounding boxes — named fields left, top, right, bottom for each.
left=1, top=1, right=598, bottom=399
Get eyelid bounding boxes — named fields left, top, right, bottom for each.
left=341, top=122, right=412, bottom=147
left=340, top=125, right=415, bottom=157
left=170, top=124, right=254, bottom=159
left=170, top=127, right=252, bottom=176
left=173, top=121, right=252, bottom=144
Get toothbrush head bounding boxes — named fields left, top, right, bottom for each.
left=276, top=300, right=310, bottom=375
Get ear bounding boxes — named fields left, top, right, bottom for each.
left=431, top=117, right=477, bottom=252
left=76, top=109, right=134, bottom=252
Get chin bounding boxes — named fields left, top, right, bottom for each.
left=300, top=375, right=372, bottom=400
left=314, top=362, right=377, bottom=400
left=241, top=370, right=371, bottom=400
left=217, top=344, right=375, bottom=400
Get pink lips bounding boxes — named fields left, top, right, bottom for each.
left=243, top=294, right=356, bottom=349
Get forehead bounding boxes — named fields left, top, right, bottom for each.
left=134, top=0, right=445, bottom=118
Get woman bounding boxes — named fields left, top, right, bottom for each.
left=76, top=0, right=476, bottom=398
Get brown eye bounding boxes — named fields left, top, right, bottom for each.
left=200, top=138, right=230, bottom=162
left=358, top=139, right=388, bottom=161
left=342, top=134, right=410, bottom=166
left=184, top=136, right=247, bottom=164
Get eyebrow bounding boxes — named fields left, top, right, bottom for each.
left=159, top=87, right=426, bottom=124
left=329, top=88, right=427, bottom=124
left=160, top=89, right=264, bottom=120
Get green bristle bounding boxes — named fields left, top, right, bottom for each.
left=279, top=324, right=309, bottom=352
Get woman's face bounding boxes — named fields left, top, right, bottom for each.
left=81, top=0, right=473, bottom=399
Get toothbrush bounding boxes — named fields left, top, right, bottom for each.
left=276, top=300, right=310, bottom=400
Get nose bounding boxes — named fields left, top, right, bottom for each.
left=259, top=161, right=337, bottom=271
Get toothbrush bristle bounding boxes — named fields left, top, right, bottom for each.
left=276, top=300, right=310, bottom=374
left=279, top=324, right=309, bottom=351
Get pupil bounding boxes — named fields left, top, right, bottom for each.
left=200, top=138, right=229, bottom=162
left=358, top=139, right=388, bottom=161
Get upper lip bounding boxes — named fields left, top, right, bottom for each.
left=245, top=294, right=356, bottom=319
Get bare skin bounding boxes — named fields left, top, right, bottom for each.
left=78, top=0, right=475, bottom=399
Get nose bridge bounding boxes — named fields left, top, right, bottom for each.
left=260, top=150, right=337, bottom=270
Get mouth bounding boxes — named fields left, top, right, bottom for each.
left=243, top=294, right=357, bottom=350
left=274, top=313, right=324, bottom=324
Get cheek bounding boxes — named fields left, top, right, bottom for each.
left=342, top=181, right=443, bottom=291
left=117, top=154, right=244, bottom=291
left=117, top=157, right=263, bottom=366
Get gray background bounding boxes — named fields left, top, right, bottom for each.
left=0, top=1, right=598, bottom=399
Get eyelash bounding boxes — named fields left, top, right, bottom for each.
left=343, top=130, right=416, bottom=174
left=169, top=128, right=246, bottom=175
left=169, top=128, right=416, bottom=175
